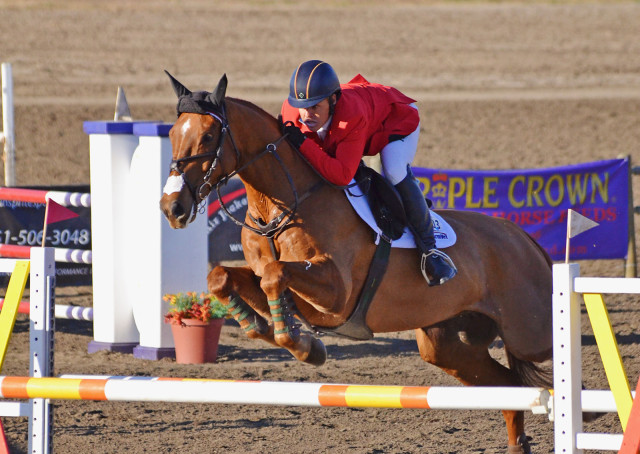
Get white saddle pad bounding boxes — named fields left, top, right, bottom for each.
left=344, top=180, right=456, bottom=249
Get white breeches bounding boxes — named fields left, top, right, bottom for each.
left=379, top=104, right=420, bottom=185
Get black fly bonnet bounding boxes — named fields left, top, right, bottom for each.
left=164, top=71, right=238, bottom=223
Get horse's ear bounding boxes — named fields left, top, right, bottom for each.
left=209, top=74, right=228, bottom=106
left=164, top=70, right=191, bottom=98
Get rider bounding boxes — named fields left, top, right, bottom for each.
left=281, top=59, right=456, bottom=286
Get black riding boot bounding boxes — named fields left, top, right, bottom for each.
left=394, top=170, right=457, bottom=286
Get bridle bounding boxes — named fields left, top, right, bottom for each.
left=169, top=103, right=321, bottom=243
left=169, top=106, right=237, bottom=223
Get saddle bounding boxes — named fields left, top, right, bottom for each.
left=312, top=163, right=421, bottom=340
left=351, top=163, right=408, bottom=242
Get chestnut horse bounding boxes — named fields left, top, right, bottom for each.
left=159, top=73, right=553, bottom=453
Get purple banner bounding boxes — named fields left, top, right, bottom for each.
left=413, top=158, right=629, bottom=261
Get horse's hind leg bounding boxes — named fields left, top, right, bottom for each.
left=415, top=313, right=531, bottom=454
left=207, top=265, right=277, bottom=347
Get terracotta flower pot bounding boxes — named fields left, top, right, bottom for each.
left=170, top=317, right=224, bottom=364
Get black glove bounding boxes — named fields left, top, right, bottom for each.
left=283, top=122, right=307, bottom=149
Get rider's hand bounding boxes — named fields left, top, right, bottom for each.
left=283, top=123, right=307, bottom=149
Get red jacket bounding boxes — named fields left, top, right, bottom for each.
left=280, top=74, right=419, bottom=186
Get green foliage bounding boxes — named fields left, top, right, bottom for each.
left=164, top=292, right=227, bottom=325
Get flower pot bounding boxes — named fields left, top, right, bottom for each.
left=170, top=317, right=224, bottom=364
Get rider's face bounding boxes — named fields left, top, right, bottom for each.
left=298, top=96, right=333, bottom=132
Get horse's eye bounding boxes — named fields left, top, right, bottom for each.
left=203, top=134, right=215, bottom=144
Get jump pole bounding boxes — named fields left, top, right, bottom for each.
left=0, top=376, right=550, bottom=412
left=0, top=187, right=91, bottom=207
left=0, top=300, right=92, bottom=321
left=0, top=244, right=91, bottom=264
left=1, top=63, right=15, bottom=187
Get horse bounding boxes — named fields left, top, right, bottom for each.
left=159, top=72, right=553, bottom=454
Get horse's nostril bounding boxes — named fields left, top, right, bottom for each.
left=170, top=201, right=186, bottom=219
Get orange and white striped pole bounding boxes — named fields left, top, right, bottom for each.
left=0, top=376, right=550, bottom=412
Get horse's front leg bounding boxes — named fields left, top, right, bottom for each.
left=260, top=256, right=346, bottom=366
left=207, top=265, right=277, bottom=347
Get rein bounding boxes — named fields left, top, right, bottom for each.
left=216, top=151, right=323, bottom=239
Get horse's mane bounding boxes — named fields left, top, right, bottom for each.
left=226, top=97, right=280, bottom=129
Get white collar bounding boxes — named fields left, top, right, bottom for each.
left=316, top=116, right=333, bottom=141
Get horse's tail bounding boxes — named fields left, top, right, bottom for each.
left=500, top=228, right=554, bottom=389
left=507, top=351, right=553, bottom=388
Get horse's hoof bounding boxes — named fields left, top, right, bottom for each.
left=303, top=337, right=327, bottom=366
left=506, top=434, right=531, bottom=454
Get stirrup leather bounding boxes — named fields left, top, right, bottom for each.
left=420, top=249, right=457, bottom=286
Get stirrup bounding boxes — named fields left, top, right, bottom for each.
left=420, top=249, right=457, bottom=286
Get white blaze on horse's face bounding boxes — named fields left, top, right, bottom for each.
left=181, top=118, right=192, bottom=136
left=162, top=117, right=192, bottom=196
left=163, top=175, right=184, bottom=195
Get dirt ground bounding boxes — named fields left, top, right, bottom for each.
left=1, top=1, right=640, bottom=453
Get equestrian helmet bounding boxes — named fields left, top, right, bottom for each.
left=288, top=60, right=340, bottom=108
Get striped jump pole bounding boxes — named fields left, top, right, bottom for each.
left=0, top=300, right=93, bottom=321
left=0, top=187, right=90, bottom=207
left=0, top=376, right=550, bottom=412
left=0, top=244, right=91, bottom=264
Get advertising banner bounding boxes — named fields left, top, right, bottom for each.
left=0, top=185, right=92, bottom=286
left=413, top=158, right=629, bottom=261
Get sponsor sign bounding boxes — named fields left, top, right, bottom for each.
left=413, top=158, right=629, bottom=260
left=0, top=185, right=92, bottom=286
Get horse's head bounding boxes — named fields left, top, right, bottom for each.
left=160, top=71, right=316, bottom=235
left=160, top=71, right=239, bottom=229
